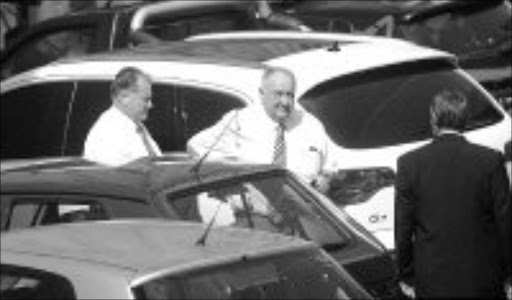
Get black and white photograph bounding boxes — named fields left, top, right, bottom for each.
left=1, top=0, right=511, bottom=299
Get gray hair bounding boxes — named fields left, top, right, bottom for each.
left=430, top=89, right=468, bottom=132
left=261, top=66, right=296, bottom=86
left=111, top=66, right=151, bottom=100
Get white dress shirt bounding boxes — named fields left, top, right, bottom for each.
left=187, top=105, right=335, bottom=180
left=83, top=106, right=161, bottom=166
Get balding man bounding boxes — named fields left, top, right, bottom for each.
left=83, top=66, right=161, bottom=166
left=187, top=66, right=334, bottom=190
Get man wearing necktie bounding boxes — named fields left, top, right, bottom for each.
left=83, top=66, right=161, bottom=166
left=188, top=66, right=334, bottom=192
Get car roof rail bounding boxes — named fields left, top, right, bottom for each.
left=0, top=157, right=99, bottom=174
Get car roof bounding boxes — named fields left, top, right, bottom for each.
left=286, top=0, right=506, bottom=22
left=1, top=32, right=455, bottom=99
left=1, top=219, right=314, bottom=279
left=0, top=155, right=283, bottom=199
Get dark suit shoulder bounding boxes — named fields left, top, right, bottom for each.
left=397, top=141, right=433, bottom=165
left=464, top=141, right=504, bottom=165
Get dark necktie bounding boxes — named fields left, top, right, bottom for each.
left=272, top=122, right=287, bottom=167
left=136, top=123, right=157, bottom=157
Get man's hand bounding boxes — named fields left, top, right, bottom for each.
left=310, top=172, right=333, bottom=194
left=399, top=281, right=416, bottom=299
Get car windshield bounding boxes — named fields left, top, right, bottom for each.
left=299, top=60, right=503, bottom=149
left=165, top=174, right=349, bottom=248
left=398, top=1, right=511, bottom=68
left=132, top=248, right=368, bottom=299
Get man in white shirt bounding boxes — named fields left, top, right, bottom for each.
left=187, top=66, right=334, bottom=190
left=83, top=66, right=162, bottom=166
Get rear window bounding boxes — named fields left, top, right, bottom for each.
left=300, top=60, right=503, bottom=149
left=133, top=248, right=368, bottom=299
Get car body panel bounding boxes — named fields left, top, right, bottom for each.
left=3, top=220, right=362, bottom=299
left=0, top=156, right=394, bottom=298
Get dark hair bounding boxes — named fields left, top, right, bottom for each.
left=110, top=66, right=150, bottom=100
left=431, top=89, right=468, bottom=131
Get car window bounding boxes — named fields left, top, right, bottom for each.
left=5, top=198, right=108, bottom=230
left=300, top=60, right=504, bottom=149
left=1, top=27, right=95, bottom=79
left=166, top=175, right=348, bottom=248
left=133, top=248, right=368, bottom=299
left=65, top=80, right=243, bottom=154
left=64, top=81, right=111, bottom=156
left=1, top=82, right=74, bottom=159
left=1, top=264, right=76, bottom=300
left=143, top=10, right=256, bottom=42
left=179, top=84, right=245, bottom=144
left=2, top=195, right=158, bottom=231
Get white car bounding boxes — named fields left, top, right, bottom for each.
left=1, top=219, right=371, bottom=299
left=2, top=31, right=510, bottom=250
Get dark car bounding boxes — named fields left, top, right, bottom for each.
left=0, top=155, right=398, bottom=298
left=0, top=0, right=305, bottom=80
left=282, top=0, right=512, bottom=108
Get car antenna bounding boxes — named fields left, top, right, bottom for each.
left=195, top=200, right=224, bottom=246
left=190, top=112, right=239, bottom=178
left=328, top=41, right=340, bottom=52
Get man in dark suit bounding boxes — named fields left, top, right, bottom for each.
left=394, top=89, right=511, bottom=298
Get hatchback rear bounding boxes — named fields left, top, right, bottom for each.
left=189, top=32, right=512, bottom=249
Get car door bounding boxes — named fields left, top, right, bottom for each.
left=1, top=81, right=75, bottom=159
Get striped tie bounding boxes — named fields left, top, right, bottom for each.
left=272, top=122, right=286, bottom=167
left=136, top=123, right=157, bottom=157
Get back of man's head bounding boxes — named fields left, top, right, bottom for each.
left=111, top=66, right=148, bottom=101
left=430, top=89, right=468, bottom=134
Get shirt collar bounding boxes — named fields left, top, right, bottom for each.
left=110, top=105, right=138, bottom=130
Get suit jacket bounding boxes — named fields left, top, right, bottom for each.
left=395, top=133, right=511, bottom=298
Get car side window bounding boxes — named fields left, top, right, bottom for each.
left=66, top=81, right=182, bottom=153
left=4, top=198, right=108, bottom=230
left=1, top=82, right=74, bottom=159
left=1, top=27, right=95, bottom=79
left=2, top=195, right=158, bottom=231
left=178, top=85, right=245, bottom=144
left=1, top=264, right=76, bottom=299
left=64, top=81, right=111, bottom=156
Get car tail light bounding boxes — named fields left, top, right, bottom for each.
left=327, top=167, right=395, bottom=206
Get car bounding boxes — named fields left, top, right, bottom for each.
left=0, top=155, right=398, bottom=298
left=0, top=0, right=305, bottom=80
left=1, top=31, right=510, bottom=250
left=1, top=219, right=372, bottom=299
left=279, top=0, right=512, bottom=109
